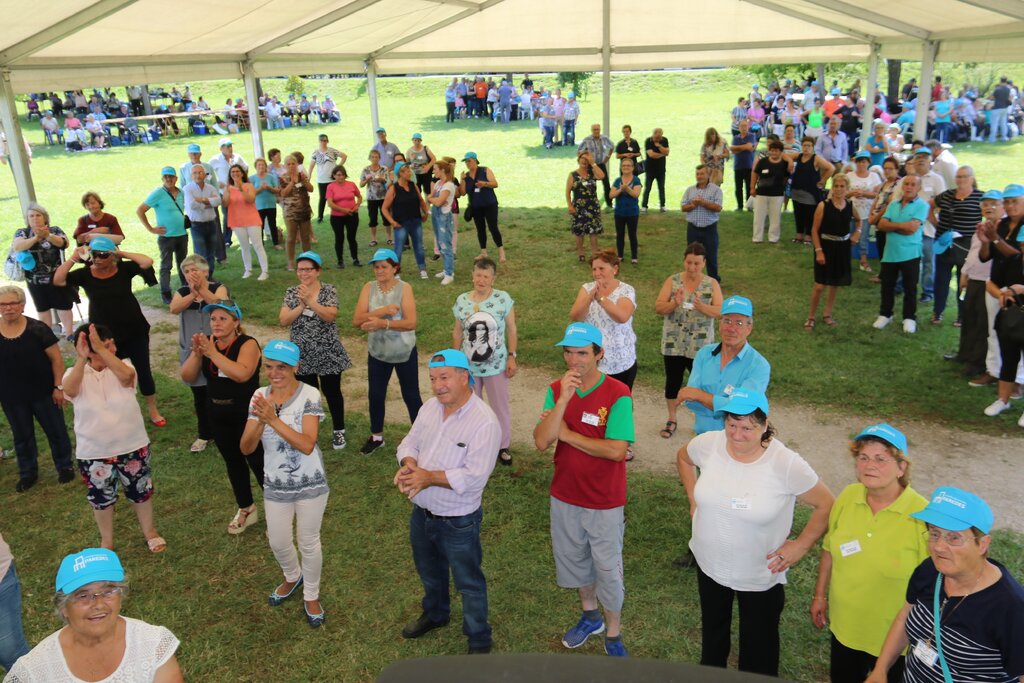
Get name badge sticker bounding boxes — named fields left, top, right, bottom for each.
left=730, top=497, right=751, bottom=510
left=581, top=411, right=600, bottom=426
left=724, top=384, right=735, bottom=396
left=912, top=640, right=938, bottom=667
left=839, top=540, right=862, bottom=557
left=301, top=308, right=316, bottom=317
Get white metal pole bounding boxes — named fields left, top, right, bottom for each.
left=242, top=61, right=264, bottom=158
left=367, top=59, right=380, bottom=142
left=914, top=41, right=938, bottom=142
left=0, top=68, right=36, bottom=216
left=601, top=0, right=610, bottom=136
left=860, top=44, right=879, bottom=150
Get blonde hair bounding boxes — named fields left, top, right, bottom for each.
left=830, top=172, right=849, bottom=189
left=434, top=159, right=454, bottom=178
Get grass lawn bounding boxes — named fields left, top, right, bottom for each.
left=2, top=70, right=1023, bottom=681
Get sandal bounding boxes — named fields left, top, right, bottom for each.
left=146, top=535, right=167, bottom=553
left=578, top=254, right=586, bottom=262
left=660, top=421, right=677, bottom=439
left=931, top=315, right=943, bottom=325
left=823, top=315, right=838, bottom=327
left=498, top=448, right=512, bottom=466
left=859, top=263, right=873, bottom=273
left=369, top=240, right=378, bottom=247
left=228, top=505, right=258, bottom=535
left=804, top=318, right=815, bottom=331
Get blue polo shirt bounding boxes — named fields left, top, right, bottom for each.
left=685, top=342, right=771, bottom=434
left=881, top=197, right=929, bottom=263
left=143, top=186, right=187, bottom=238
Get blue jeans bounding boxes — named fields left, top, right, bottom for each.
left=687, top=222, right=720, bottom=282
left=190, top=220, right=219, bottom=277
left=157, top=234, right=188, bottom=295
left=409, top=506, right=491, bottom=649
left=543, top=124, right=556, bottom=147
left=563, top=120, right=577, bottom=147
left=1, top=396, right=72, bottom=480
left=0, top=563, right=30, bottom=671
left=431, top=207, right=454, bottom=276
left=989, top=107, right=1009, bottom=142
left=394, top=219, right=426, bottom=270
left=920, top=235, right=935, bottom=298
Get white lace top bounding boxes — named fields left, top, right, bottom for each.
left=582, top=281, right=637, bottom=375
left=5, top=618, right=179, bottom=683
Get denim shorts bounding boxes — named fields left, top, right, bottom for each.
left=77, top=445, right=154, bottom=510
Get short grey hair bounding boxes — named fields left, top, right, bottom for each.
left=53, top=580, right=129, bottom=624
left=0, top=286, right=26, bottom=304
left=181, top=254, right=210, bottom=272
left=25, top=202, right=50, bottom=225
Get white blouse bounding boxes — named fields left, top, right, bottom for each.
left=582, top=281, right=637, bottom=375
left=63, top=361, right=148, bottom=460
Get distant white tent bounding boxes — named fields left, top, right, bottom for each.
left=2, top=0, right=1020, bottom=212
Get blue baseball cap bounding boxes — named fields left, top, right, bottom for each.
left=411, top=133, right=422, bottom=140
left=854, top=150, right=871, bottom=160
left=1002, top=184, right=1024, bottom=199
left=295, top=251, right=322, bottom=267
left=218, top=137, right=232, bottom=147
left=264, top=339, right=300, bottom=367
left=721, top=295, right=754, bottom=317
left=368, top=248, right=399, bottom=264
left=187, top=143, right=201, bottom=153
left=375, top=127, right=386, bottom=133
left=160, top=166, right=177, bottom=177
left=89, top=236, right=117, bottom=253
left=202, top=300, right=243, bottom=320
left=15, top=251, right=36, bottom=271
left=428, top=349, right=475, bottom=384
left=56, top=548, right=125, bottom=594
left=934, top=230, right=954, bottom=254
left=854, top=423, right=908, bottom=454
left=912, top=486, right=994, bottom=534
left=719, top=388, right=769, bottom=416
left=567, top=91, right=575, bottom=99
left=393, top=161, right=407, bottom=176
left=554, top=322, right=603, bottom=348
left=831, top=87, right=841, bottom=95
left=463, top=151, right=478, bottom=161
left=913, top=147, right=932, bottom=156
left=981, top=189, right=1004, bottom=201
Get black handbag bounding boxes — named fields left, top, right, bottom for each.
left=463, top=203, right=473, bottom=222
left=635, top=159, right=646, bottom=175
left=997, top=294, right=1024, bottom=344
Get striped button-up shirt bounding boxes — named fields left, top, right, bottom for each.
left=578, top=135, right=614, bottom=164
left=682, top=182, right=724, bottom=228
left=396, top=393, right=500, bottom=516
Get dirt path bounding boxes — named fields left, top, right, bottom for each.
left=140, top=306, right=1024, bottom=533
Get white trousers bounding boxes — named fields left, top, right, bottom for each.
left=233, top=225, right=268, bottom=275
left=752, top=195, right=784, bottom=243
left=265, top=494, right=328, bottom=601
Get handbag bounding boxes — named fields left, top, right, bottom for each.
left=164, top=187, right=191, bottom=230
left=996, top=294, right=1024, bottom=344
left=463, top=203, right=473, bottom=222
left=635, top=159, right=646, bottom=175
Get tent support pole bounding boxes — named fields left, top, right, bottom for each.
left=242, top=61, right=264, bottom=158
left=601, top=0, right=610, bottom=135
left=817, top=63, right=825, bottom=88
left=860, top=44, right=879, bottom=150
left=367, top=59, right=380, bottom=139
left=914, top=40, right=938, bottom=142
left=0, top=68, right=36, bottom=216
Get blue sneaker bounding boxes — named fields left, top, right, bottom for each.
left=604, top=637, right=628, bottom=657
left=561, top=614, right=605, bottom=648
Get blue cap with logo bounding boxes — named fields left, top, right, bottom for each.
left=89, top=236, right=117, bottom=253
left=463, top=151, right=478, bottom=161
left=393, top=161, right=407, bottom=177
left=934, top=230, right=955, bottom=254
left=187, top=143, right=201, bottom=154
left=854, top=423, right=908, bottom=454
left=160, top=166, right=177, bottom=177
left=555, top=322, right=603, bottom=348
left=1002, top=184, right=1024, bottom=199
left=854, top=150, right=872, bottom=160
left=911, top=486, right=994, bottom=533
left=721, top=295, right=754, bottom=317
left=719, top=388, right=769, bottom=416
left=56, top=548, right=125, bottom=594
left=981, top=189, right=1004, bottom=201
left=295, top=251, right=322, bottom=267
left=368, top=248, right=399, bottom=264
left=202, top=300, right=243, bottom=320
left=15, top=251, right=36, bottom=271
left=913, top=147, right=932, bottom=156
left=428, top=349, right=475, bottom=384
left=264, top=339, right=300, bottom=367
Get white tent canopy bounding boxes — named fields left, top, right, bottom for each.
left=2, top=0, right=1020, bottom=212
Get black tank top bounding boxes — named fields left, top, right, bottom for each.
left=391, top=181, right=421, bottom=222
left=202, top=334, right=261, bottom=405
left=791, top=154, right=821, bottom=193
left=820, top=200, right=853, bottom=237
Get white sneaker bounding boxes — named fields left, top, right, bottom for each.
left=903, top=319, right=917, bottom=334
left=257, top=272, right=269, bottom=281
left=435, top=271, right=445, bottom=278
left=440, top=274, right=455, bottom=285
left=190, top=438, right=209, bottom=453
left=984, top=399, right=1011, bottom=417
left=419, top=270, right=428, bottom=279
left=242, top=271, right=252, bottom=279
left=872, top=315, right=892, bottom=330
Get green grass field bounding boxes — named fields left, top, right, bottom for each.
left=2, top=69, right=1023, bottom=681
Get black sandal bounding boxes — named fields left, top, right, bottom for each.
left=660, top=421, right=677, bottom=439
left=498, top=448, right=512, bottom=465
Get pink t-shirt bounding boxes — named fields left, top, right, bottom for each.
left=326, top=180, right=362, bottom=216
left=226, top=184, right=261, bottom=228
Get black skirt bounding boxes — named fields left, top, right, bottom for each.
left=813, top=239, right=852, bottom=286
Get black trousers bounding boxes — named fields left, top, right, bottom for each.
left=367, top=199, right=384, bottom=228
left=316, top=182, right=330, bottom=222
left=793, top=201, right=817, bottom=236
left=996, top=316, right=1024, bottom=382
left=830, top=633, right=904, bottom=683
left=596, top=163, right=612, bottom=207
left=367, top=350, right=423, bottom=434
left=879, top=258, right=919, bottom=321
left=258, top=207, right=280, bottom=246
left=697, top=567, right=785, bottom=677
left=663, top=355, right=694, bottom=399
left=208, top=403, right=264, bottom=509
left=958, top=279, right=990, bottom=373
left=642, top=171, right=666, bottom=209
left=115, top=334, right=156, bottom=397
left=330, top=214, right=359, bottom=263
left=608, top=361, right=638, bottom=391
left=472, top=204, right=502, bottom=249
left=734, top=168, right=752, bottom=210
left=614, top=215, right=638, bottom=260
left=416, top=173, right=432, bottom=196
left=297, top=374, right=345, bottom=431
left=446, top=101, right=456, bottom=123
left=189, top=385, right=212, bottom=440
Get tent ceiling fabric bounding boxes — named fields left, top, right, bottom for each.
left=1, top=0, right=1020, bottom=91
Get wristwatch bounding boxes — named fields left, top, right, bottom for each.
left=54, top=384, right=63, bottom=391
left=509, top=352, right=517, bottom=358
left=993, top=238, right=1002, bottom=245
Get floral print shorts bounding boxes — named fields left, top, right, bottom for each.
left=77, top=445, right=154, bottom=510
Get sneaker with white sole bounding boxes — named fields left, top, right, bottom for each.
left=419, top=270, right=428, bottom=280
left=440, top=274, right=455, bottom=285
left=332, top=430, right=346, bottom=450
left=902, top=319, right=917, bottom=333
left=435, top=271, right=445, bottom=278
left=242, top=271, right=252, bottom=279
left=190, top=438, right=209, bottom=453
left=562, top=614, right=605, bottom=648
left=872, top=315, right=892, bottom=330
left=984, top=399, right=1011, bottom=417
left=257, top=272, right=269, bottom=281
left=604, top=637, right=629, bottom=657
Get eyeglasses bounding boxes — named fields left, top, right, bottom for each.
left=0, top=301, right=23, bottom=308
left=296, top=267, right=317, bottom=272
left=721, top=319, right=751, bottom=328
left=69, top=586, right=122, bottom=605
left=925, top=529, right=980, bottom=548
left=91, top=251, right=112, bottom=259
left=855, top=454, right=897, bottom=466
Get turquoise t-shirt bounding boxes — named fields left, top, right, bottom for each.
left=613, top=176, right=642, bottom=217
left=143, top=186, right=186, bottom=237
left=252, top=173, right=279, bottom=211
left=881, top=197, right=929, bottom=263
left=934, top=100, right=953, bottom=123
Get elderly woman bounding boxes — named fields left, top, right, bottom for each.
left=279, top=251, right=353, bottom=451
left=750, top=140, right=794, bottom=244
left=655, top=243, right=723, bottom=439
left=360, top=149, right=391, bottom=246
left=866, top=487, right=1024, bottom=683
left=699, top=128, right=730, bottom=186
left=566, top=150, right=605, bottom=261
left=426, top=159, right=457, bottom=284
left=63, top=324, right=165, bottom=553
left=381, top=162, right=429, bottom=279
left=809, top=423, right=928, bottom=683
left=407, top=133, right=436, bottom=196
left=884, top=124, right=906, bottom=157
left=677, top=389, right=834, bottom=676
left=53, top=236, right=165, bottom=426
left=280, top=154, right=315, bottom=271
left=169, top=254, right=228, bottom=453
left=451, top=257, right=518, bottom=465
left=790, top=137, right=835, bottom=245
left=931, top=166, right=982, bottom=326
left=864, top=120, right=889, bottom=167
left=224, top=164, right=269, bottom=280
left=806, top=173, right=856, bottom=330
left=0, top=285, right=74, bottom=493
left=181, top=300, right=264, bottom=534
left=352, top=248, right=422, bottom=455
left=325, top=165, right=363, bottom=269
left=13, top=202, right=75, bottom=339
left=74, top=192, right=124, bottom=246
left=5, top=548, right=182, bottom=682
left=867, top=157, right=903, bottom=283
left=570, top=249, right=638, bottom=389
left=610, top=157, right=643, bottom=264
left=252, top=158, right=281, bottom=251
left=460, top=152, right=505, bottom=262
left=241, top=340, right=329, bottom=629
left=847, top=152, right=882, bottom=273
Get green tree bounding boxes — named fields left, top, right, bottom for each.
left=556, top=72, right=594, bottom=100
left=285, top=75, right=306, bottom=97
left=745, top=63, right=817, bottom=88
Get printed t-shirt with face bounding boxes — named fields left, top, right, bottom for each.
left=452, top=289, right=514, bottom=377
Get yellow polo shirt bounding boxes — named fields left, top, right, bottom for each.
left=823, top=483, right=929, bottom=655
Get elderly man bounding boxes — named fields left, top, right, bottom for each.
left=496, top=80, right=514, bottom=124
left=265, top=97, right=284, bottom=130
left=904, top=149, right=947, bottom=304
left=84, top=115, right=106, bottom=149
left=729, top=120, right=757, bottom=211
left=533, top=323, right=635, bottom=658
left=578, top=124, right=615, bottom=210
left=182, top=164, right=222, bottom=276
left=875, top=174, right=930, bottom=333
left=681, top=165, right=724, bottom=281
left=643, top=128, right=671, bottom=213
left=40, top=111, right=63, bottom=146
left=563, top=92, right=580, bottom=147
left=539, top=98, right=559, bottom=149
left=209, top=137, right=247, bottom=255
left=815, top=116, right=848, bottom=166
left=926, top=139, right=958, bottom=188
left=372, top=128, right=401, bottom=170
left=137, top=167, right=189, bottom=305
left=989, top=76, right=1012, bottom=143
left=395, top=349, right=500, bottom=655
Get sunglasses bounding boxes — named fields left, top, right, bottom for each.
left=91, top=251, right=112, bottom=259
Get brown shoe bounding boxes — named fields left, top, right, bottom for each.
left=968, top=374, right=997, bottom=387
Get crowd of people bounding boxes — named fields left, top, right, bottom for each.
left=1, top=71, right=1023, bottom=682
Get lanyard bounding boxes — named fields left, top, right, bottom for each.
left=932, top=574, right=955, bottom=683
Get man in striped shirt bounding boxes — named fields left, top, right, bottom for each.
left=681, top=165, right=724, bottom=281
